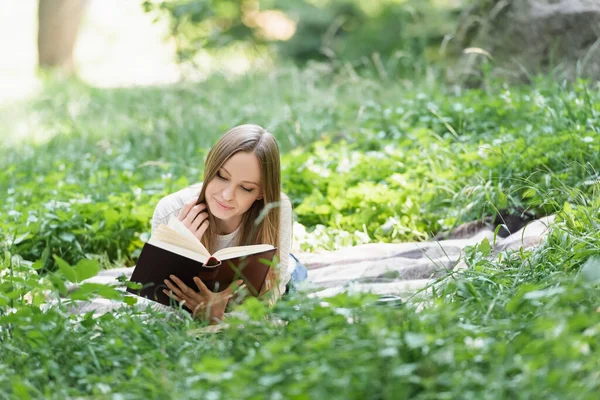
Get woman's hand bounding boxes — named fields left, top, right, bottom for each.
left=163, top=274, right=243, bottom=324
left=178, top=200, right=209, bottom=242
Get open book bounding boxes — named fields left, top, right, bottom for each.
left=127, top=216, right=277, bottom=309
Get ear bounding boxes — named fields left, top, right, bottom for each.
left=256, top=189, right=264, bottom=201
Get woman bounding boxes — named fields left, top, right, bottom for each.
left=151, top=124, right=306, bottom=323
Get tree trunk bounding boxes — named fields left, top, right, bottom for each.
left=37, top=0, right=89, bottom=73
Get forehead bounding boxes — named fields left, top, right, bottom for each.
left=221, top=152, right=261, bottom=183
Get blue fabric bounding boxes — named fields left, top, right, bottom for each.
left=285, top=253, right=308, bottom=294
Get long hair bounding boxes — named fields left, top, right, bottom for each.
left=196, top=124, right=282, bottom=297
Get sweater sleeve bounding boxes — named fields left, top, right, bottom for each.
left=276, top=194, right=294, bottom=296
left=150, top=183, right=202, bottom=234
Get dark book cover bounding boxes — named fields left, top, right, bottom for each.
left=126, top=242, right=276, bottom=308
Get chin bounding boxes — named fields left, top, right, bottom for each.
left=209, top=198, right=233, bottom=220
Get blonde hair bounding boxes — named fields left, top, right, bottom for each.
left=196, top=124, right=282, bottom=297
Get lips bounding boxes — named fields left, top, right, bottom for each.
left=214, top=198, right=234, bottom=211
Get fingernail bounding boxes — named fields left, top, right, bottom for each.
left=169, top=275, right=175, bottom=279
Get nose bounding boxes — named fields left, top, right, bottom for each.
left=222, top=185, right=234, bottom=201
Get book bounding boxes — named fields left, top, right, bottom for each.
left=126, top=216, right=277, bottom=309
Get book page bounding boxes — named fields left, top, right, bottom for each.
left=152, top=225, right=203, bottom=253
left=154, top=216, right=274, bottom=262
left=147, top=216, right=210, bottom=256
left=167, top=215, right=204, bottom=244
left=168, top=216, right=211, bottom=256
left=213, top=244, right=275, bottom=261
left=147, top=237, right=210, bottom=264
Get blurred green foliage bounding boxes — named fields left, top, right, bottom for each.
left=143, top=0, right=462, bottom=73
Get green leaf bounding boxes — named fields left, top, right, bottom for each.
left=49, top=273, right=68, bottom=297
left=478, top=238, right=491, bottom=257
left=125, top=281, right=143, bottom=290
left=123, top=296, right=138, bottom=306
left=73, top=258, right=100, bottom=282
left=41, top=244, right=51, bottom=264
left=13, top=232, right=31, bottom=245
left=103, top=208, right=120, bottom=226
left=580, top=256, right=600, bottom=283
left=54, top=255, right=77, bottom=282
left=498, top=191, right=508, bottom=209
left=12, top=380, right=31, bottom=400
left=522, top=188, right=536, bottom=198
left=93, top=284, right=123, bottom=300
left=58, top=232, right=75, bottom=243
left=80, top=312, right=96, bottom=328
left=457, top=280, right=481, bottom=301
left=31, top=260, right=45, bottom=270
left=239, top=297, right=267, bottom=321
left=69, top=283, right=123, bottom=301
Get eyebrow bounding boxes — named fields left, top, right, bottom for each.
left=220, top=167, right=260, bottom=186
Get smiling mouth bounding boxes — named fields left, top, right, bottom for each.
left=215, top=199, right=234, bottom=210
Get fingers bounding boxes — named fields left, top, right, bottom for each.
left=194, top=220, right=209, bottom=241
left=163, top=288, right=205, bottom=313
left=163, top=278, right=184, bottom=298
left=164, top=275, right=208, bottom=313
left=189, top=212, right=209, bottom=238
left=193, top=276, right=211, bottom=296
left=162, top=288, right=180, bottom=301
left=180, top=203, right=209, bottom=241
left=165, top=276, right=244, bottom=319
left=177, top=199, right=197, bottom=221
left=168, top=275, right=197, bottom=298
left=164, top=275, right=203, bottom=310
left=162, top=289, right=182, bottom=303
left=193, top=277, right=241, bottom=304
left=182, top=203, right=207, bottom=226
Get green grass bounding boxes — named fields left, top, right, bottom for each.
left=1, top=66, right=600, bottom=398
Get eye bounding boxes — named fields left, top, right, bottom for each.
left=216, top=171, right=228, bottom=180
left=241, top=186, right=254, bottom=193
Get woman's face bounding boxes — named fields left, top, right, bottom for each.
left=205, top=151, right=263, bottom=234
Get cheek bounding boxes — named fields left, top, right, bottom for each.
left=205, top=180, right=222, bottom=196
left=239, top=193, right=260, bottom=211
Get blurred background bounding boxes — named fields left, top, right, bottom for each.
left=1, top=0, right=180, bottom=103
left=3, top=0, right=600, bottom=104
left=0, top=0, right=448, bottom=103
